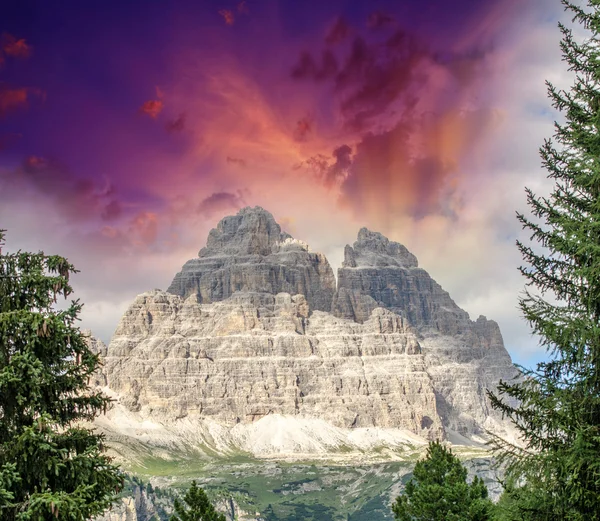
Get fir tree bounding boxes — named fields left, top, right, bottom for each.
left=170, top=481, right=226, bottom=521
left=392, top=441, right=494, bottom=521
left=488, top=1, right=600, bottom=519
left=0, top=230, right=123, bottom=520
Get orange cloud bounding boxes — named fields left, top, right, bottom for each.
left=129, top=211, right=159, bottom=247
left=219, top=9, right=235, bottom=25
left=0, top=85, right=42, bottom=117
left=1, top=33, right=32, bottom=59
left=139, top=99, right=163, bottom=118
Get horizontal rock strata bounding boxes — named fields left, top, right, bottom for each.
left=98, top=206, right=519, bottom=445
left=102, top=291, right=442, bottom=439
left=167, top=207, right=336, bottom=312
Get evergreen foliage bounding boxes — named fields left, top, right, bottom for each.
left=170, top=481, right=225, bottom=521
left=0, top=230, right=123, bottom=520
left=392, top=441, right=493, bottom=521
left=488, top=1, right=600, bottom=519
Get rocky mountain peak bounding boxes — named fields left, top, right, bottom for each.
left=343, top=228, right=419, bottom=268
left=167, top=207, right=336, bottom=312
left=99, top=208, right=519, bottom=450
left=201, top=206, right=292, bottom=257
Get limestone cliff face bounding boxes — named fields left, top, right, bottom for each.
left=333, top=228, right=469, bottom=331
left=103, top=291, right=441, bottom=438
left=333, top=228, right=519, bottom=435
left=167, top=207, right=336, bottom=313
left=98, top=207, right=518, bottom=446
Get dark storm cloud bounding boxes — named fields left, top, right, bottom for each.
left=367, top=11, right=395, bottom=30
left=2, top=156, right=123, bottom=222
left=197, top=191, right=247, bottom=217
left=327, top=144, right=353, bottom=186
left=291, top=28, right=427, bottom=131
left=434, top=47, right=492, bottom=85
left=293, top=116, right=313, bottom=142
left=166, top=113, right=186, bottom=133
left=291, top=50, right=338, bottom=81
left=303, top=144, right=353, bottom=187
left=336, top=31, right=425, bottom=131
left=325, top=17, right=351, bottom=45
left=226, top=156, right=247, bottom=168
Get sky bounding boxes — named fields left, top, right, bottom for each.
left=0, top=0, right=579, bottom=367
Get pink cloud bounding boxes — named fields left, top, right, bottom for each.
left=219, top=9, right=235, bottom=25
left=139, top=99, right=163, bottom=118
left=1, top=33, right=32, bottom=59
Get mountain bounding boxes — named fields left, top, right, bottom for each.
left=91, top=206, right=520, bottom=520
left=93, top=207, right=518, bottom=455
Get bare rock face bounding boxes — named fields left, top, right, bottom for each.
left=333, top=228, right=519, bottom=436
left=102, top=290, right=441, bottom=439
left=333, top=228, right=468, bottom=330
left=167, top=207, right=336, bottom=313
left=97, top=209, right=519, bottom=448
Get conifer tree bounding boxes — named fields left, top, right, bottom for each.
left=392, top=441, right=493, bottom=521
left=488, top=1, right=600, bottom=519
left=170, top=481, right=225, bottom=521
left=0, top=230, right=123, bottom=520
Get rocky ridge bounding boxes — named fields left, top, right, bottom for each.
left=167, top=207, right=336, bottom=312
left=95, top=207, right=519, bottom=456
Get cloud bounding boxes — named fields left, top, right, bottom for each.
left=226, top=156, right=247, bottom=168
left=197, top=191, right=247, bottom=217
left=293, top=116, right=313, bottom=142
left=166, top=112, right=186, bottom=132
left=1, top=33, right=32, bottom=59
left=139, top=99, right=163, bottom=118
left=0, top=84, right=43, bottom=117
left=327, top=144, right=353, bottom=186
left=291, top=50, right=338, bottom=80
left=335, top=32, right=425, bottom=131
left=434, top=47, right=492, bottom=86
left=367, top=11, right=395, bottom=30
left=325, top=17, right=350, bottom=45
left=237, top=1, right=249, bottom=15
left=2, top=156, right=122, bottom=222
left=129, top=211, right=159, bottom=248
left=302, top=144, right=353, bottom=187
left=290, top=28, right=430, bottom=132
left=101, top=199, right=123, bottom=221
left=219, top=9, right=235, bottom=25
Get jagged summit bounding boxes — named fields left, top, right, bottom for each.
left=343, top=228, right=419, bottom=269
left=167, top=206, right=336, bottom=312
left=333, top=227, right=467, bottom=328
left=200, top=206, right=294, bottom=257
left=96, top=207, right=519, bottom=452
